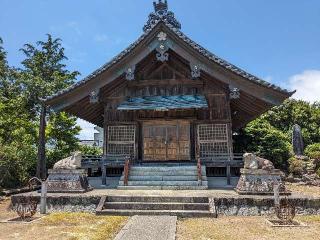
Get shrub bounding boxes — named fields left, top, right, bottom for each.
left=0, top=143, right=37, bottom=188
left=79, top=145, right=103, bottom=156
left=316, top=168, right=320, bottom=177
left=305, top=143, right=320, bottom=158
left=288, top=157, right=305, bottom=176
left=237, top=118, right=292, bottom=169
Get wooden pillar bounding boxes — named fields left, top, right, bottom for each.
left=102, top=108, right=107, bottom=185
left=101, top=162, right=107, bottom=185
left=37, top=104, right=47, bottom=180
left=226, top=162, right=231, bottom=185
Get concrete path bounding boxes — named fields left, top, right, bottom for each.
left=114, top=215, right=177, bottom=240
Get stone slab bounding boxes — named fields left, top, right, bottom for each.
left=47, top=169, right=93, bottom=193
left=114, top=215, right=177, bottom=240
left=236, top=168, right=288, bottom=195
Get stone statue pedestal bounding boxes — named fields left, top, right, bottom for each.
left=47, top=169, right=93, bottom=193
left=236, top=169, right=290, bottom=195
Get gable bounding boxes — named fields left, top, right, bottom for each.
left=45, top=21, right=293, bottom=129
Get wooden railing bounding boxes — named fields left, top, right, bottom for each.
left=200, top=153, right=244, bottom=163
left=123, top=157, right=131, bottom=186
left=197, top=157, right=202, bottom=184
left=81, top=155, right=102, bottom=168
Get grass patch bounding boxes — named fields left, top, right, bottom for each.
left=42, top=212, right=128, bottom=240
left=177, top=216, right=320, bottom=240
left=286, top=182, right=320, bottom=197
left=297, top=215, right=320, bottom=223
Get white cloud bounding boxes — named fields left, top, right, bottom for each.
left=67, top=21, right=82, bottom=36
left=94, top=34, right=109, bottom=43
left=76, top=119, right=96, bottom=140
left=288, top=70, right=320, bottom=103
left=264, top=76, right=273, bottom=82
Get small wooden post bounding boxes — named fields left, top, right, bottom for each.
left=37, top=104, right=47, bottom=180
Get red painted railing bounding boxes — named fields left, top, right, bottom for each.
left=123, top=157, right=130, bottom=186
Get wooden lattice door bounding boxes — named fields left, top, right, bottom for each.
left=197, top=124, right=230, bottom=160
left=143, top=121, right=190, bottom=161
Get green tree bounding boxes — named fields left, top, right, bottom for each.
left=263, top=99, right=320, bottom=146
left=19, top=34, right=80, bottom=169
left=0, top=35, right=82, bottom=188
left=20, top=34, right=79, bottom=116
left=0, top=38, right=38, bottom=188
left=235, top=118, right=291, bottom=169
left=46, top=112, right=81, bottom=169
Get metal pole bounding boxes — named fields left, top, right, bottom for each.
left=37, top=104, right=47, bottom=179
left=40, top=180, right=47, bottom=214
left=274, top=183, right=280, bottom=207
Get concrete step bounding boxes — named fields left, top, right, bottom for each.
left=106, top=196, right=209, bottom=203
left=117, top=185, right=208, bottom=190
left=119, top=180, right=208, bottom=187
left=96, top=209, right=216, bottom=218
left=120, top=175, right=207, bottom=181
left=129, top=166, right=200, bottom=171
left=105, top=202, right=209, bottom=211
left=128, top=170, right=202, bottom=176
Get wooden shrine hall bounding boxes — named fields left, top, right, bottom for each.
left=44, top=0, right=294, bottom=189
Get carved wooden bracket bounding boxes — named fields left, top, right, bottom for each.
left=89, top=89, right=100, bottom=103
left=190, top=63, right=201, bottom=79
left=229, top=85, right=240, bottom=99
left=125, top=65, right=136, bottom=81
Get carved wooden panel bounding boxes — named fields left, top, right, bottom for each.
left=143, top=121, right=190, bottom=161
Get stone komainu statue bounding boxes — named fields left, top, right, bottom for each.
left=243, top=153, right=275, bottom=171
left=236, top=153, right=289, bottom=195
left=48, top=151, right=92, bottom=193
left=53, top=151, right=82, bottom=170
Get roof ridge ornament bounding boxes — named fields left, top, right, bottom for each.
left=143, top=0, right=181, bottom=32
left=153, top=0, right=168, bottom=14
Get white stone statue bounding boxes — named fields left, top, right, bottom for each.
left=243, top=153, right=275, bottom=171
left=53, top=151, right=82, bottom=170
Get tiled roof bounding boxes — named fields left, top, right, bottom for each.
left=45, top=20, right=292, bottom=102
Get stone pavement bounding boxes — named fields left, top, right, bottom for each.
left=114, top=215, right=177, bottom=240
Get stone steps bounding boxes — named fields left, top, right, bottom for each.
left=127, top=170, right=201, bottom=176
left=107, top=196, right=209, bottom=203
left=105, top=202, right=209, bottom=211
left=129, top=166, right=205, bottom=171
left=120, top=175, right=207, bottom=181
left=96, top=196, right=217, bottom=218
left=117, top=185, right=208, bottom=190
left=97, top=209, right=215, bottom=218
left=119, top=180, right=208, bottom=186
left=118, top=164, right=208, bottom=190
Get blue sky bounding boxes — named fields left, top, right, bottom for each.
left=1, top=0, right=320, bottom=139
